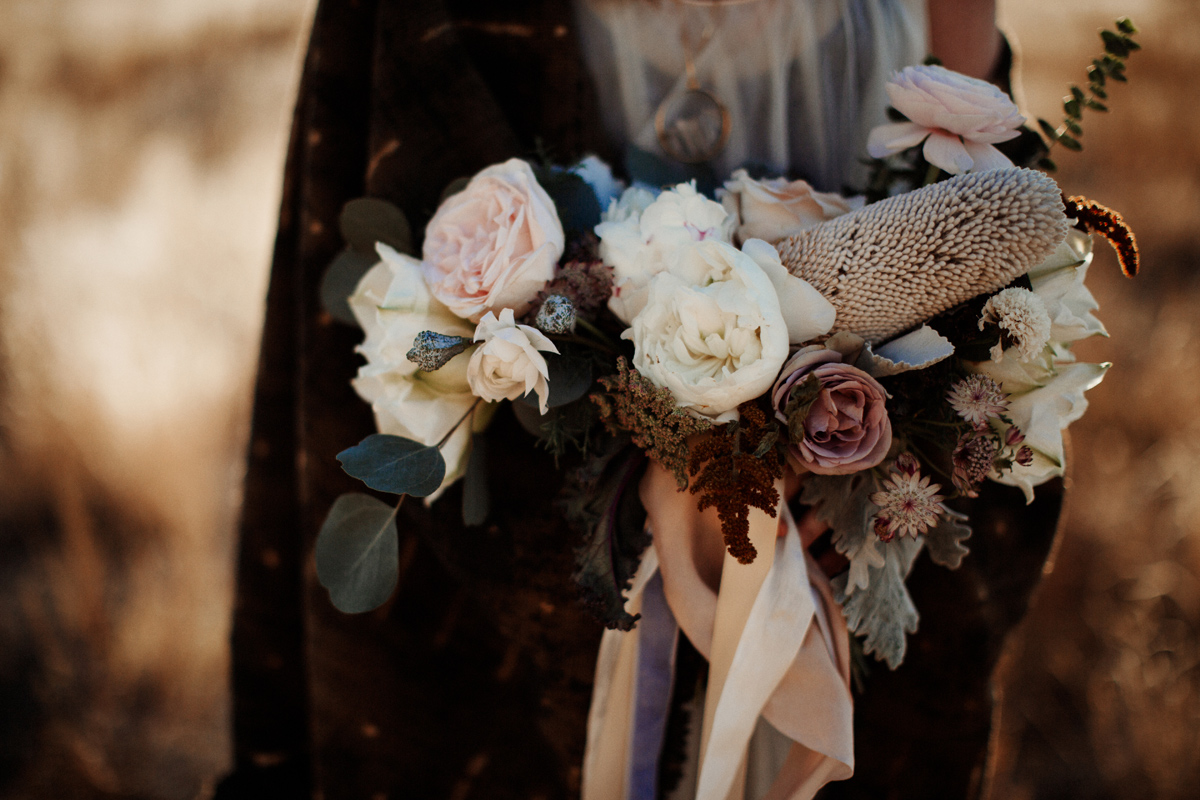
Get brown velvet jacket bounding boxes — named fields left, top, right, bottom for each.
left=219, top=2, right=1058, bottom=798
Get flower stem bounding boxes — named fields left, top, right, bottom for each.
left=437, top=399, right=483, bottom=449
left=922, top=162, right=943, bottom=186
left=575, top=317, right=618, bottom=349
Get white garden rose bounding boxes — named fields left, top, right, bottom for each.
left=625, top=239, right=789, bottom=423
left=596, top=182, right=735, bottom=324
left=467, top=308, right=559, bottom=413
left=721, top=169, right=858, bottom=244
left=421, top=158, right=563, bottom=322
left=350, top=244, right=493, bottom=499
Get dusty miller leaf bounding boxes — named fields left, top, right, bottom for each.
left=833, top=536, right=923, bottom=669
left=800, top=473, right=884, bottom=595
left=924, top=509, right=972, bottom=569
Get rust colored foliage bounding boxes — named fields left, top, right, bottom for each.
left=1063, top=194, right=1140, bottom=277
left=592, top=357, right=712, bottom=488
left=536, top=256, right=614, bottom=313
left=688, top=402, right=783, bottom=564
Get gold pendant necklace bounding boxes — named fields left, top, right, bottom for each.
left=654, top=0, right=764, bottom=164
left=654, top=17, right=730, bottom=164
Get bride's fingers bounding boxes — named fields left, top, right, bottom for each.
left=795, top=506, right=829, bottom=548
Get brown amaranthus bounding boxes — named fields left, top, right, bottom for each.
left=592, top=357, right=711, bottom=488
left=688, top=402, right=784, bottom=564
left=1063, top=194, right=1140, bottom=277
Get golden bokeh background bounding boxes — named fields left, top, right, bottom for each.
left=0, top=1, right=1195, bottom=797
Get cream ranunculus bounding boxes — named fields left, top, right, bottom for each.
left=596, top=182, right=735, bottom=324
left=867, top=65, right=1025, bottom=175
left=350, top=244, right=493, bottom=499
left=721, top=169, right=858, bottom=244
left=625, top=239, right=789, bottom=423
left=467, top=308, right=559, bottom=413
left=421, top=158, right=564, bottom=322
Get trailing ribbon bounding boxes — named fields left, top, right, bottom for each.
left=582, top=463, right=854, bottom=800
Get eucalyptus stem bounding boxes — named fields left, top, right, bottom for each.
left=574, top=316, right=619, bottom=350
left=922, top=162, right=942, bottom=187
left=437, top=399, right=483, bottom=449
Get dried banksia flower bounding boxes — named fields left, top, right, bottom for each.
left=776, top=169, right=1069, bottom=343
left=406, top=331, right=472, bottom=372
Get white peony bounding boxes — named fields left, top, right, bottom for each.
left=595, top=182, right=735, bottom=324
left=625, top=239, right=789, bottom=423
left=350, top=243, right=492, bottom=499
left=467, top=308, right=559, bottom=413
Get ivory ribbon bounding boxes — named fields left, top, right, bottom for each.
left=582, top=464, right=854, bottom=800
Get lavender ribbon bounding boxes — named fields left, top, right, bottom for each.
left=626, top=571, right=679, bottom=800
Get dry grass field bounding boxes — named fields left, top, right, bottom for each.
left=0, top=1, right=1195, bottom=797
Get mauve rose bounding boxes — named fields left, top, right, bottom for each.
left=866, top=65, right=1025, bottom=175
left=422, top=158, right=563, bottom=322
left=771, top=346, right=892, bottom=475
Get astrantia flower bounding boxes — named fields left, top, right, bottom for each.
left=980, top=287, right=1053, bottom=362
left=947, top=374, right=1008, bottom=429
left=866, top=65, right=1024, bottom=175
left=871, top=458, right=946, bottom=539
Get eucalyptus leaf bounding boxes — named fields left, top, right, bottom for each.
left=462, top=434, right=489, bottom=527
left=517, top=353, right=593, bottom=410
left=340, top=197, right=414, bottom=256
left=337, top=434, right=445, bottom=497
left=319, top=248, right=377, bottom=326
left=315, top=493, right=400, bottom=613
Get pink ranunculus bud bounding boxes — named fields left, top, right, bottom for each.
left=771, top=346, right=892, bottom=475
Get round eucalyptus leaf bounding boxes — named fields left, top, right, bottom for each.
left=517, top=353, right=593, bottom=410
left=340, top=197, right=413, bottom=255
left=319, top=248, right=377, bottom=326
left=315, top=493, right=399, bottom=613
left=337, top=434, right=446, bottom=497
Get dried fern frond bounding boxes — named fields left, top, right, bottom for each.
left=776, top=169, right=1069, bottom=343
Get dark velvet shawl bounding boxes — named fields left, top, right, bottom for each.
left=219, top=2, right=1061, bottom=797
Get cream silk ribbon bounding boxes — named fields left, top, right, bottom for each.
left=582, top=464, right=854, bottom=800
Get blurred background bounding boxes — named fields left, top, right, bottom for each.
left=0, top=1, right=1195, bottom=798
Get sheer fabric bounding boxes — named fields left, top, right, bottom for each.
left=573, top=0, right=927, bottom=191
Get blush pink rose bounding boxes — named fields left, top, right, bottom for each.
left=422, top=158, right=564, bottom=322
left=771, top=346, right=892, bottom=475
left=867, top=65, right=1025, bottom=175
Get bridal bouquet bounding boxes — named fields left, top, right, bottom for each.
left=313, top=17, right=1140, bottom=798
